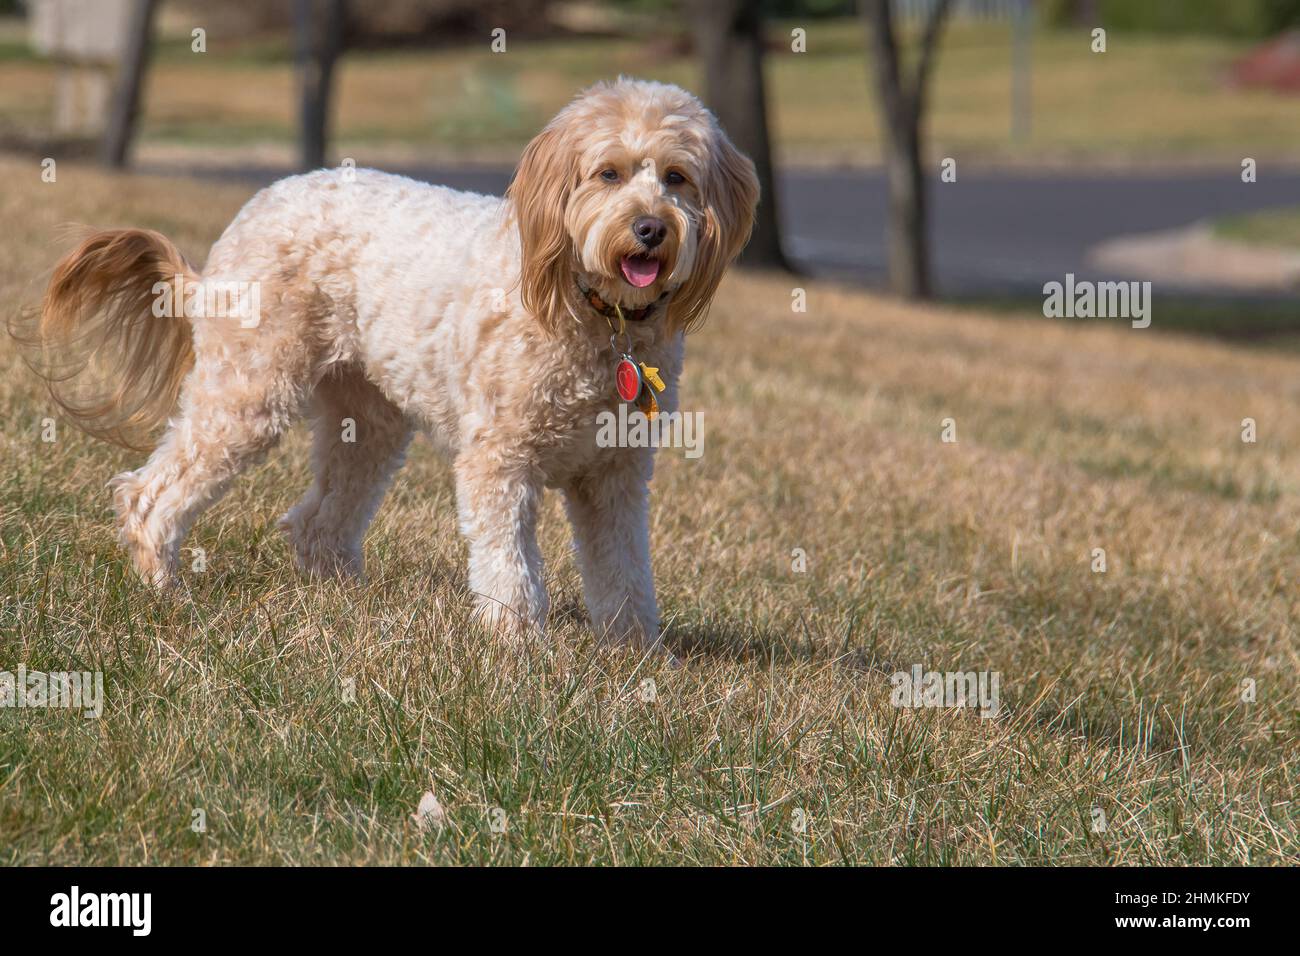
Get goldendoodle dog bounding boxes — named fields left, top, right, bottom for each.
left=21, top=78, right=759, bottom=649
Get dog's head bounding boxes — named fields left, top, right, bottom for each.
left=508, top=78, right=759, bottom=335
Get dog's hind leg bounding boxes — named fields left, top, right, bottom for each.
left=278, top=368, right=412, bottom=580
left=111, top=354, right=309, bottom=588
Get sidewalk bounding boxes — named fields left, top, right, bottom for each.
left=1090, top=224, right=1300, bottom=292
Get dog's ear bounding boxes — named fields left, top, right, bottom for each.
left=667, top=126, right=760, bottom=335
left=508, top=119, right=577, bottom=332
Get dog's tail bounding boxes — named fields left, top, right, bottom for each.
left=10, top=228, right=198, bottom=451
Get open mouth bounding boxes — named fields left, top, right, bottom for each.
left=620, top=254, right=661, bottom=288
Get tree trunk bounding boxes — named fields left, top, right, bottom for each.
left=689, top=0, right=789, bottom=271
left=1071, top=0, right=1100, bottom=27
left=295, top=0, right=346, bottom=171
left=861, top=0, right=953, bottom=300
left=101, top=0, right=158, bottom=169
left=884, top=114, right=927, bottom=299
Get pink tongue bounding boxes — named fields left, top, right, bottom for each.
left=620, top=255, right=660, bottom=288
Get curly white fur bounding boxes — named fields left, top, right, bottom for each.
left=49, top=78, right=759, bottom=647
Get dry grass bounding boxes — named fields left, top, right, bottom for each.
left=1, top=156, right=1297, bottom=865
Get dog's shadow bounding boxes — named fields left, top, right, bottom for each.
left=661, top=615, right=854, bottom=667
left=548, top=594, right=827, bottom=666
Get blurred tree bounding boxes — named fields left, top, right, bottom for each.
left=173, top=0, right=575, bottom=43
left=1068, top=0, right=1099, bottom=25
left=295, top=0, right=346, bottom=170
left=687, top=0, right=790, bottom=271
left=101, top=0, right=157, bottom=168
left=765, top=0, right=854, bottom=14
left=860, top=0, right=952, bottom=300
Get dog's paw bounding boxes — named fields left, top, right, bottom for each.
left=110, top=469, right=179, bottom=590
left=591, top=610, right=662, bottom=651
left=471, top=593, right=546, bottom=639
left=119, top=531, right=179, bottom=590
left=278, top=511, right=364, bottom=580
left=289, top=539, right=364, bottom=580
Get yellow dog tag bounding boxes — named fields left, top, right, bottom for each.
left=637, top=386, right=659, bottom=420
left=639, top=363, right=666, bottom=392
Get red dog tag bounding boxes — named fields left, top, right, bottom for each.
left=615, top=356, right=642, bottom=402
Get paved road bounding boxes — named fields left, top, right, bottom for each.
left=175, top=163, right=1300, bottom=297
left=785, top=168, right=1300, bottom=296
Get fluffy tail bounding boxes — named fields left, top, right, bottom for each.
left=11, top=228, right=198, bottom=450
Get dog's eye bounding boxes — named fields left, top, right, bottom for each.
left=600, top=169, right=619, bottom=183
left=664, top=170, right=686, bottom=186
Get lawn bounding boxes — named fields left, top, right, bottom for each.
left=1, top=17, right=1298, bottom=166
left=1, top=156, right=1297, bottom=865
left=1215, top=206, right=1300, bottom=250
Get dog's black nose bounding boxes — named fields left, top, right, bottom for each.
left=632, top=216, right=667, bottom=249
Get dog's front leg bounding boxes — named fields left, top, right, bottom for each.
left=455, top=452, right=548, bottom=635
left=563, top=451, right=661, bottom=648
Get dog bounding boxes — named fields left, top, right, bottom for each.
left=21, top=78, right=759, bottom=649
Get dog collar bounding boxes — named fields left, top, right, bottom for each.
left=575, top=276, right=669, bottom=323
left=592, top=287, right=667, bottom=419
